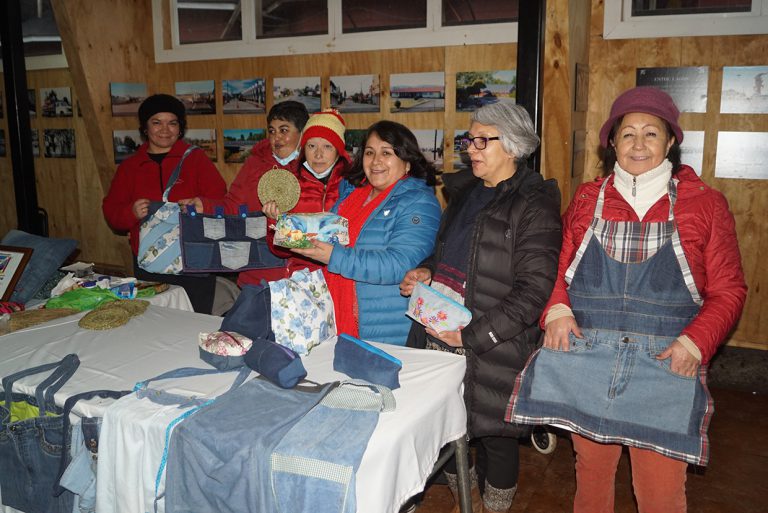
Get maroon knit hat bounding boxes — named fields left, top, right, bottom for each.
left=599, top=86, right=683, bottom=148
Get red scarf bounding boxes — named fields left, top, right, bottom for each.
left=324, top=180, right=401, bottom=337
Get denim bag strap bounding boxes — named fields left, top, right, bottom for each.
left=52, top=389, right=131, bottom=497
left=162, top=146, right=198, bottom=202
left=2, top=353, right=80, bottom=418
left=134, top=366, right=251, bottom=407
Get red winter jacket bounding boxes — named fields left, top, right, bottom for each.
left=102, top=139, right=226, bottom=256
left=199, top=139, right=349, bottom=286
left=543, top=166, right=746, bottom=364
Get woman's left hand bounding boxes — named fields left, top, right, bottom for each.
left=425, top=327, right=463, bottom=348
left=656, top=339, right=700, bottom=377
left=291, top=240, right=333, bottom=265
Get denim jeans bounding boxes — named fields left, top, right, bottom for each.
left=270, top=381, right=395, bottom=513
left=0, top=354, right=80, bottom=513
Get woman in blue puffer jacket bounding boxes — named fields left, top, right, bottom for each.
left=292, top=120, right=441, bottom=345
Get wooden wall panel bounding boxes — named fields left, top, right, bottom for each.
left=585, top=3, right=768, bottom=350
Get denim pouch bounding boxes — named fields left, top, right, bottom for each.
left=243, top=337, right=307, bottom=389
left=333, top=333, right=402, bottom=390
left=220, top=281, right=274, bottom=342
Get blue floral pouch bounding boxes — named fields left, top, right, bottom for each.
left=333, top=333, right=402, bottom=390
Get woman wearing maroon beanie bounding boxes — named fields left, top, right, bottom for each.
left=508, top=86, right=746, bottom=512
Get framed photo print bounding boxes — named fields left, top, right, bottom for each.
left=0, top=245, right=33, bottom=301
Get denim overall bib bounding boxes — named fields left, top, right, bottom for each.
left=508, top=178, right=714, bottom=466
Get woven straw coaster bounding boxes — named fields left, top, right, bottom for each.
left=9, top=308, right=79, bottom=332
left=257, top=166, right=301, bottom=213
left=79, top=306, right=130, bottom=330
left=99, top=299, right=150, bottom=318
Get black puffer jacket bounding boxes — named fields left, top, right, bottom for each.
left=407, top=166, right=562, bottom=438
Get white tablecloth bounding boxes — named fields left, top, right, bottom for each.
left=0, top=306, right=466, bottom=513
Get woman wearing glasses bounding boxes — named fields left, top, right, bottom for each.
left=400, top=102, right=562, bottom=512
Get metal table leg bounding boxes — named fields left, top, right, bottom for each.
left=453, top=436, right=472, bottom=513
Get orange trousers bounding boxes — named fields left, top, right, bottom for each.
left=571, top=433, right=688, bottom=513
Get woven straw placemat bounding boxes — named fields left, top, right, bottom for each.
left=99, top=299, right=150, bottom=318
left=79, top=306, right=130, bottom=330
left=9, top=308, right=79, bottom=332
left=257, top=166, right=301, bottom=213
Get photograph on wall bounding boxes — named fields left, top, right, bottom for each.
left=44, top=128, right=76, bottom=158
left=223, top=129, right=266, bottom=163
left=31, top=129, right=40, bottom=157
left=0, top=245, right=32, bottom=302
left=721, top=66, right=768, bottom=114
left=110, top=82, right=147, bottom=117
left=28, top=89, right=36, bottom=117
left=390, top=72, right=445, bottom=113
left=273, top=77, right=321, bottom=113
left=113, top=130, right=142, bottom=164
left=223, top=79, right=266, bottom=114
left=344, top=129, right=368, bottom=157
left=453, top=130, right=471, bottom=171
left=40, top=87, right=73, bottom=117
left=680, top=131, right=704, bottom=175
left=185, top=128, right=217, bottom=162
left=636, top=66, right=708, bottom=113
left=330, top=75, right=380, bottom=113
left=412, top=129, right=444, bottom=171
left=715, top=131, right=768, bottom=180
left=175, top=80, right=216, bottom=115
left=0, top=130, right=5, bottom=157
left=455, top=70, right=516, bottom=112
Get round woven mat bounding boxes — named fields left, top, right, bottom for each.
left=9, top=308, right=79, bottom=332
left=79, top=306, right=130, bottom=330
left=99, top=299, right=150, bottom=317
left=257, top=167, right=301, bottom=213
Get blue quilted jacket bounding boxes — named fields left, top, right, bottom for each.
left=329, top=177, right=441, bottom=345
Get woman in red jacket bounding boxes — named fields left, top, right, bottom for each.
left=507, top=87, right=746, bottom=513
left=102, top=94, right=226, bottom=313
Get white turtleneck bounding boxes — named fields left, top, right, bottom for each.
left=611, top=159, right=672, bottom=220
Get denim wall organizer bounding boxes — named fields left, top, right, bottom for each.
left=179, top=205, right=286, bottom=273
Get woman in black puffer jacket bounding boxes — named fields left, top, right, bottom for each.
left=401, top=102, right=562, bottom=513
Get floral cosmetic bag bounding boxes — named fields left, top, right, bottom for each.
left=273, top=213, right=349, bottom=249
left=268, top=268, right=336, bottom=355
left=407, top=282, right=472, bottom=333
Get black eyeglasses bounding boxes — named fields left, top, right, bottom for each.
left=459, top=136, right=501, bottom=151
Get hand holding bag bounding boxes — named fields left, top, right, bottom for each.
left=333, top=333, right=402, bottom=389
left=406, top=282, right=472, bottom=333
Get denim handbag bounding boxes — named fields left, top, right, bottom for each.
left=333, top=334, right=402, bottom=390
left=0, top=354, right=80, bottom=513
left=179, top=205, right=285, bottom=272
left=220, top=282, right=307, bottom=388
left=137, top=146, right=197, bottom=275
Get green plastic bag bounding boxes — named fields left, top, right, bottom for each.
left=45, top=287, right=119, bottom=311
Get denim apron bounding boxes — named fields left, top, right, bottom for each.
left=508, top=178, right=714, bottom=466
left=0, top=354, right=80, bottom=513
left=270, top=380, right=396, bottom=513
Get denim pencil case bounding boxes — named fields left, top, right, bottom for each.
left=333, top=333, right=402, bottom=390
left=406, top=282, right=472, bottom=333
left=243, top=336, right=307, bottom=389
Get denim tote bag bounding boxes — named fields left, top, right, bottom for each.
left=52, top=390, right=131, bottom=513
left=0, top=354, right=80, bottom=513
left=270, top=380, right=396, bottom=513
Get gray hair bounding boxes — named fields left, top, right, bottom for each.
left=471, top=103, right=540, bottom=160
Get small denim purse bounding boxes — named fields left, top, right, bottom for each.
left=198, top=331, right=253, bottom=371
left=333, top=333, right=402, bottom=390
left=406, top=282, right=472, bottom=333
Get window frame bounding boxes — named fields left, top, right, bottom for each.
left=604, top=0, right=768, bottom=39
left=152, top=0, right=518, bottom=63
